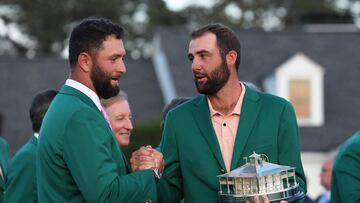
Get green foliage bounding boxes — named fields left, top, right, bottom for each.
left=122, top=120, right=162, bottom=161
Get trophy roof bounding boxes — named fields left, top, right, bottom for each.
left=218, top=152, right=295, bottom=178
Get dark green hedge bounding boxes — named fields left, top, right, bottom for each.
left=122, top=120, right=162, bottom=161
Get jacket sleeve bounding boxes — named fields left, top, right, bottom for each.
left=331, top=132, right=360, bottom=203
left=63, top=109, right=157, bottom=203
left=278, top=101, right=307, bottom=197
left=5, top=148, right=37, bottom=203
left=157, top=112, right=184, bottom=202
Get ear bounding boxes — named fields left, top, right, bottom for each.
left=226, top=50, right=237, bottom=67
left=77, top=52, right=92, bottom=72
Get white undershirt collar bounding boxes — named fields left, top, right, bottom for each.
left=65, top=79, right=102, bottom=111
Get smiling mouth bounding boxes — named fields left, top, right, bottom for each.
left=119, top=132, right=130, bottom=137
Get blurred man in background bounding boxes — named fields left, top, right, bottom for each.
left=314, top=159, right=334, bottom=203
left=5, top=89, right=57, bottom=203
left=102, top=90, right=133, bottom=147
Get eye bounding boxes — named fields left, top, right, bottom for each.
left=110, top=57, right=118, bottom=62
left=199, top=53, right=207, bottom=59
left=116, top=116, right=125, bottom=121
left=188, top=54, right=194, bottom=62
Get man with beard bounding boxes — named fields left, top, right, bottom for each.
left=140, top=23, right=306, bottom=202
left=37, top=18, right=162, bottom=203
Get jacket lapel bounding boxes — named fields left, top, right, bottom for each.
left=61, top=85, right=131, bottom=173
left=192, top=96, right=226, bottom=170
left=0, top=162, right=5, bottom=189
left=60, top=85, right=100, bottom=111
left=231, top=85, right=261, bottom=170
left=31, top=133, right=38, bottom=146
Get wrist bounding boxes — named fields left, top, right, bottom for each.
left=151, top=168, right=162, bottom=181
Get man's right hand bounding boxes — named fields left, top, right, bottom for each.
left=130, top=146, right=164, bottom=173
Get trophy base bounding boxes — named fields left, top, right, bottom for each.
left=219, top=186, right=305, bottom=203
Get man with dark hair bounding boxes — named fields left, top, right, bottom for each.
left=5, top=89, right=57, bottom=203
left=135, top=23, right=306, bottom=202
left=0, top=113, right=10, bottom=203
left=37, top=18, right=161, bottom=202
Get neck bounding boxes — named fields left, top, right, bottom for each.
left=208, top=77, right=242, bottom=115
left=69, top=70, right=96, bottom=94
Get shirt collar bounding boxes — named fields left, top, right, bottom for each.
left=34, top=132, right=39, bottom=139
left=65, top=79, right=102, bottom=111
left=208, top=82, right=246, bottom=117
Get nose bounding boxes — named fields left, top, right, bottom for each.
left=191, top=57, right=201, bottom=72
left=125, top=117, right=133, bottom=131
left=117, top=59, right=127, bottom=75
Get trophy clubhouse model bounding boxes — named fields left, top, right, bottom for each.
left=218, top=152, right=305, bottom=203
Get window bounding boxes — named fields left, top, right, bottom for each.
left=265, top=52, right=325, bottom=126
left=289, top=79, right=311, bottom=119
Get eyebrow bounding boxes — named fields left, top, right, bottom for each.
left=109, top=53, right=125, bottom=59
left=188, top=49, right=211, bottom=59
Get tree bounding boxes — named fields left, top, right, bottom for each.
left=177, top=0, right=354, bottom=31
left=0, top=0, right=183, bottom=58
left=0, top=0, right=356, bottom=58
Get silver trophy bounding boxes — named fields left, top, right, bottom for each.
left=218, top=152, right=305, bottom=203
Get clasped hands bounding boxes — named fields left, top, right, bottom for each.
left=130, top=145, right=164, bottom=174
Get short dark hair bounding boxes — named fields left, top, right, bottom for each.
left=68, top=18, right=125, bottom=68
left=191, top=23, right=241, bottom=71
left=29, top=89, right=58, bottom=133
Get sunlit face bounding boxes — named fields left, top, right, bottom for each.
left=105, top=98, right=133, bottom=147
left=91, top=35, right=126, bottom=99
left=188, top=32, right=229, bottom=95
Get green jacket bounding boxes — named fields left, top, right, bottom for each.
left=331, top=130, right=360, bottom=203
left=37, top=85, right=157, bottom=203
left=5, top=134, right=38, bottom=203
left=0, top=137, right=10, bottom=203
left=157, top=85, right=306, bottom=203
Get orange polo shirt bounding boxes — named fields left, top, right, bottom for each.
left=208, top=82, right=246, bottom=172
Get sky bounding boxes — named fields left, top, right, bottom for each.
left=163, top=0, right=217, bottom=11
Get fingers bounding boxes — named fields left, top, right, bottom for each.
left=130, top=146, right=164, bottom=172
left=261, top=195, right=270, bottom=203
left=253, top=195, right=269, bottom=203
left=152, top=150, right=165, bottom=173
left=130, top=147, right=152, bottom=171
left=132, top=146, right=153, bottom=157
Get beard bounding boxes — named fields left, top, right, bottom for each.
left=90, top=60, right=119, bottom=99
left=194, top=60, right=230, bottom=95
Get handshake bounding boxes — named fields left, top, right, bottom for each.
left=130, top=146, right=164, bottom=178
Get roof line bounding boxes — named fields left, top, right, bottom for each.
left=152, top=34, right=178, bottom=104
